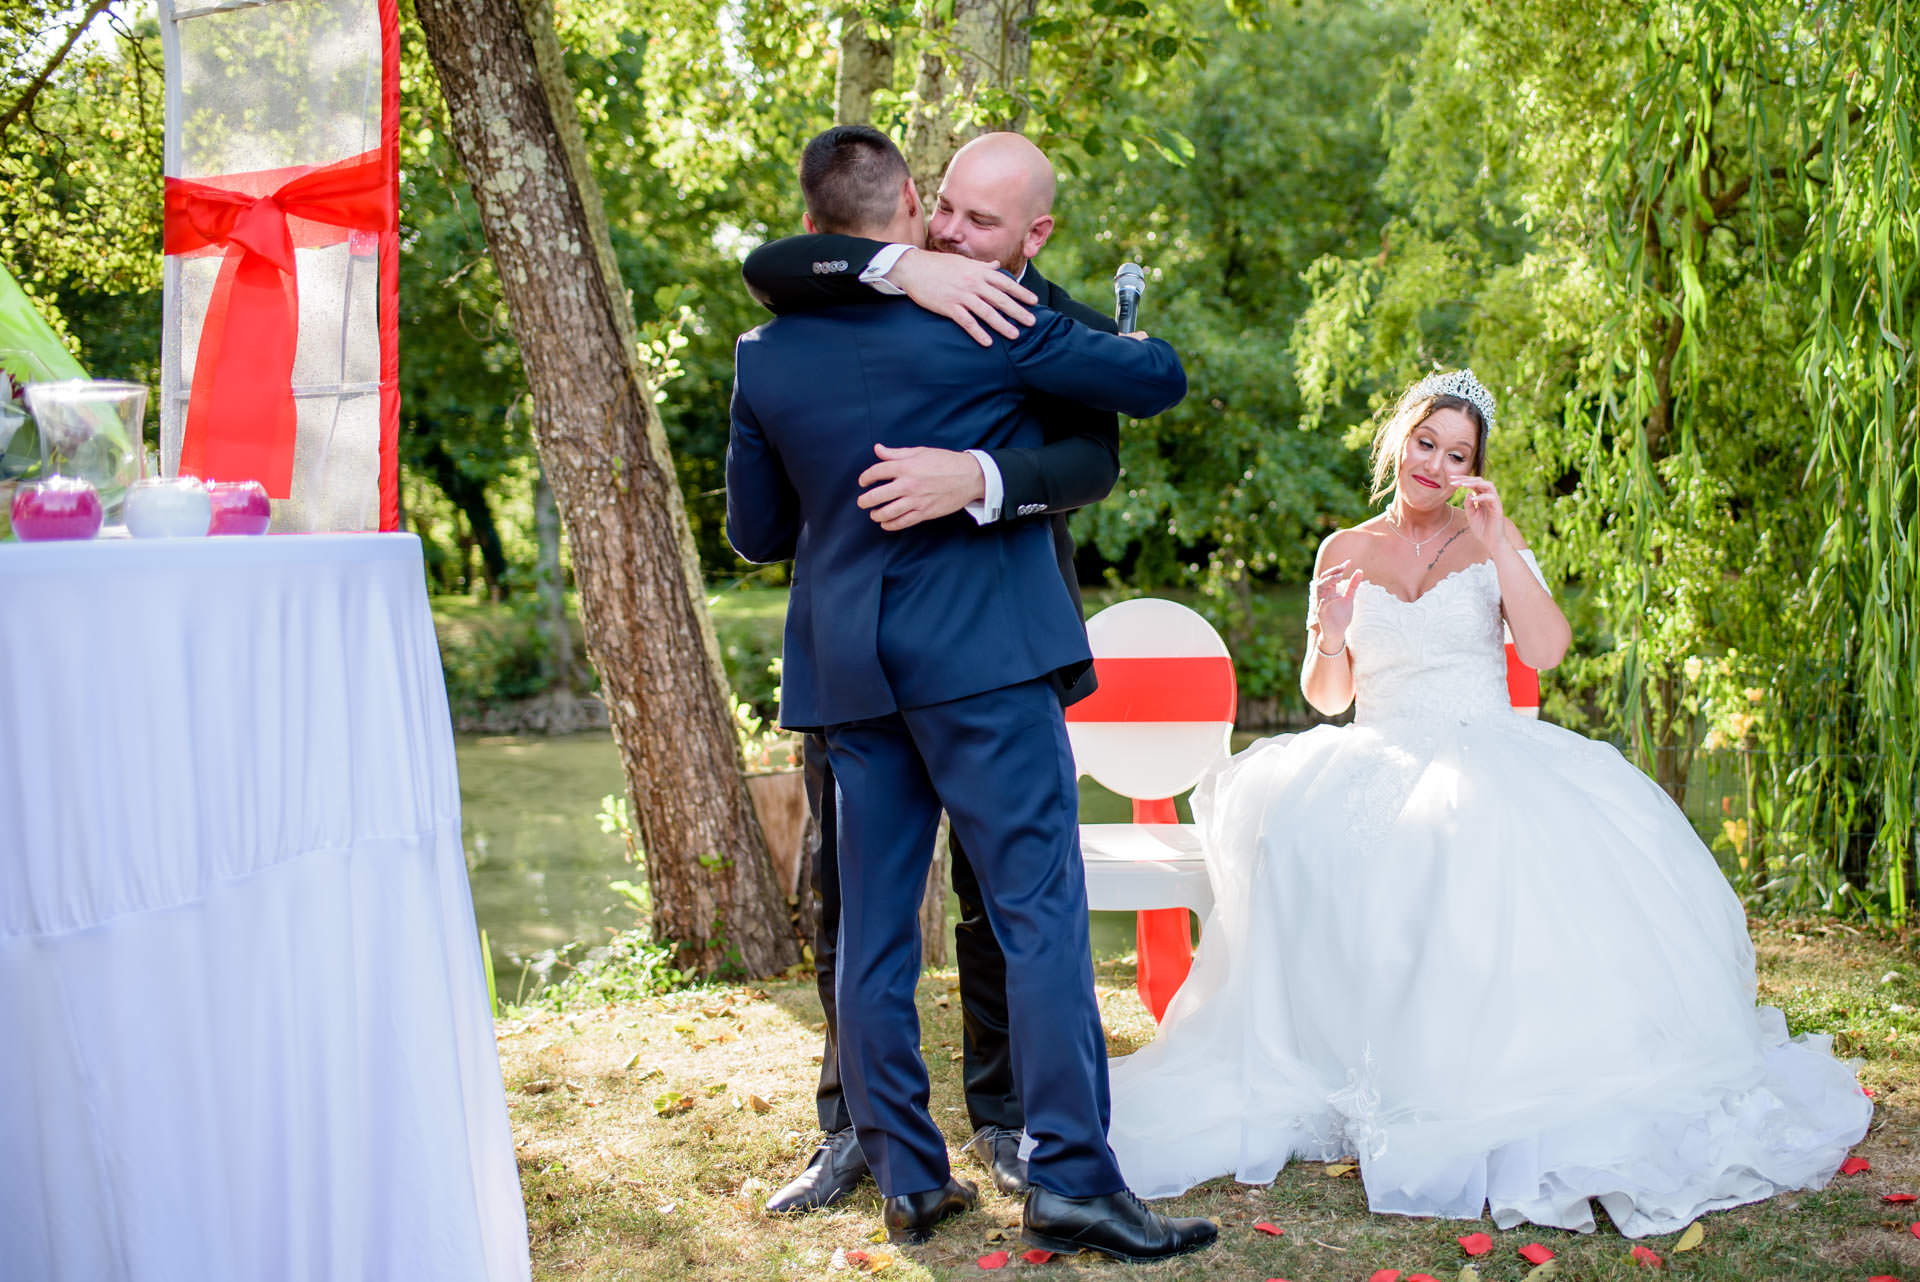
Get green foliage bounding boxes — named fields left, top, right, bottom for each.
left=1048, top=0, right=1420, bottom=681
left=510, top=928, right=699, bottom=1012
left=1289, top=0, right=1920, bottom=919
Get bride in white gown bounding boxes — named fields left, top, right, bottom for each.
left=1104, top=370, right=1871, bottom=1237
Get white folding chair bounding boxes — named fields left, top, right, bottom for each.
left=1065, top=599, right=1236, bottom=1020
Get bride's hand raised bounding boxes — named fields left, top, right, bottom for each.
left=1312, top=560, right=1365, bottom=653
left=1452, top=476, right=1509, bottom=549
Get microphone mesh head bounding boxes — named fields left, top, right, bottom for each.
left=1114, top=262, right=1145, bottom=292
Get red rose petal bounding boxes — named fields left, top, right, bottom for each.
left=976, top=1251, right=1010, bottom=1270
left=1253, top=1221, right=1285, bottom=1236
left=1408, top=1275, right=1441, bottom=1282
left=1368, top=1272, right=1401, bottom=1282
left=1909, top=1221, right=1920, bottom=1240
left=1519, top=1243, right=1556, bottom=1264
left=1631, top=1244, right=1664, bottom=1267
left=1020, top=1249, right=1054, bottom=1264
left=1458, top=1232, right=1494, bottom=1256
left=1864, top=1086, right=1877, bottom=1097
left=1884, top=1193, right=1918, bottom=1204
left=1869, top=1275, right=1900, bottom=1282
left=847, top=1251, right=869, bottom=1265
left=1841, top=1155, right=1872, bottom=1175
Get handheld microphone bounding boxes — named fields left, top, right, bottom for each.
left=1113, top=262, right=1145, bottom=332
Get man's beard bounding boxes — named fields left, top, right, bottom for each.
left=930, top=234, right=1023, bottom=276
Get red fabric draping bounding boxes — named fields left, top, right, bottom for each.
left=379, top=0, right=401, bottom=530
left=164, top=148, right=391, bottom=498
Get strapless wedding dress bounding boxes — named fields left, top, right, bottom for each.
left=1104, top=556, right=1870, bottom=1237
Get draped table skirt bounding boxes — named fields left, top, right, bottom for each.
left=0, top=533, right=529, bottom=1282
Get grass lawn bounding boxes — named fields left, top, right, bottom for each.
left=500, top=919, right=1920, bottom=1281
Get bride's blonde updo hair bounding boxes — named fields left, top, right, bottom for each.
left=1367, top=369, right=1496, bottom=501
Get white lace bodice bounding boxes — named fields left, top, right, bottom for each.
left=1345, top=558, right=1513, bottom=728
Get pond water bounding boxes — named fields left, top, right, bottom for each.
left=457, top=731, right=1222, bottom=1000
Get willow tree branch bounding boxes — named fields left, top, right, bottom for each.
left=0, top=0, right=115, bottom=140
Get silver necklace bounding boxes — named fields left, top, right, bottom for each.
left=1385, top=506, right=1457, bottom=557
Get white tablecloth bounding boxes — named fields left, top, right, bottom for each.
left=0, top=533, right=530, bottom=1282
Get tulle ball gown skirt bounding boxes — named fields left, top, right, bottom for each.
left=1104, top=711, right=1873, bottom=1237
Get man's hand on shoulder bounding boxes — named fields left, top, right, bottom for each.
left=856, top=443, right=987, bottom=530
left=888, top=249, right=1037, bottom=347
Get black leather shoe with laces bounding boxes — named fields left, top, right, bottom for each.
left=883, top=1175, right=977, bottom=1243
left=1022, top=1185, right=1218, bottom=1263
left=764, top=1128, right=870, bottom=1214
left=960, top=1126, right=1030, bottom=1195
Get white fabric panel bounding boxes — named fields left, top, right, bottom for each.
left=0, top=534, right=530, bottom=1282
left=160, top=0, right=388, bottom=533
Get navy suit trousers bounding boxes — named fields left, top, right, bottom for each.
left=823, top=678, right=1126, bottom=1199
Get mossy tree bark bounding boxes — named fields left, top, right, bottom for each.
left=413, top=0, right=798, bottom=977
left=902, top=0, right=1036, bottom=202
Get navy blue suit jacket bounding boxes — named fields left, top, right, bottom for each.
left=726, top=299, right=1185, bottom=731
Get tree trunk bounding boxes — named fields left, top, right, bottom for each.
left=413, top=0, right=798, bottom=977
left=422, top=437, right=509, bottom=600
left=532, top=459, right=576, bottom=691
left=902, top=0, right=1037, bottom=201
left=834, top=7, right=895, bottom=126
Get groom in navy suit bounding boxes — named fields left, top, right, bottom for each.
left=727, top=125, right=1216, bottom=1263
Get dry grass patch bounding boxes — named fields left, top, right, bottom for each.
left=502, top=922, right=1920, bottom=1281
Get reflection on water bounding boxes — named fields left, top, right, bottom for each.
left=458, top=731, right=1255, bottom=999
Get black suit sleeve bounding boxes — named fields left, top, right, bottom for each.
left=984, top=282, right=1122, bottom=521
left=741, top=234, right=894, bottom=313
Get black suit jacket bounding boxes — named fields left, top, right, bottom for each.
left=741, top=234, right=1119, bottom=702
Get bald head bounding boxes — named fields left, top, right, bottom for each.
left=928, top=132, right=1058, bottom=273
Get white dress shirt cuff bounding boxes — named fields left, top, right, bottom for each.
left=963, top=450, right=1004, bottom=524
left=859, top=244, right=915, bottom=295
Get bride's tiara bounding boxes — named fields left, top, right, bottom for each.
left=1411, top=368, right=1496, bottom=436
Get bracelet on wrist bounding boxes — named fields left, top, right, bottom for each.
left=1316, top=636, right=1347, bottom=658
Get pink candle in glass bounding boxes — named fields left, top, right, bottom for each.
left=11, top=476, right=103, bottom=541
left=206, top=480, right=271, bottom=535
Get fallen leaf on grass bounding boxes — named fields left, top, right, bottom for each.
left=703, top=1082, right=729, bottom=1097
left=1630, top=1244, right=1663, bottom=1267
left=1842, top=1156, right=1873, bottom=1175
left=651, top=1092, right=694, bottom=1117
left=1883, top=1193, right=1917, bottom=1203
left=1326, top=1163, right=1359, bottom=1178
left=867, top=1229, right=886, bottom=1244
left=1519, top=1244, right=1554, bottom=1264
left=976, top=1251, right=1010, bottom=1270
left=1458, top=1267, right=1481, bottom=1282
left=747, top=1094, right=773, bottom=1113
left=1458, top=1233, right=1493, bottom=1256
left=1674, top=1222, right=1704, bottom=1252
left=1252, top=1221, right=1284, bottom=1236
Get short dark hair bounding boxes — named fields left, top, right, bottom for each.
left=799, top=125, right=911, bottom=235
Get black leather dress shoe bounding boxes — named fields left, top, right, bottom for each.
left=960, top=1126, right=1030, bottom=1195
left=1023, top=1186, right=1217, bottom=1262
left=764, top=1128, right=870, bottom=1214
left=883, top=1175, right=977, bottom=1244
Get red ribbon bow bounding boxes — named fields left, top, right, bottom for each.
left=163, top=148, right=391, bottom=497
